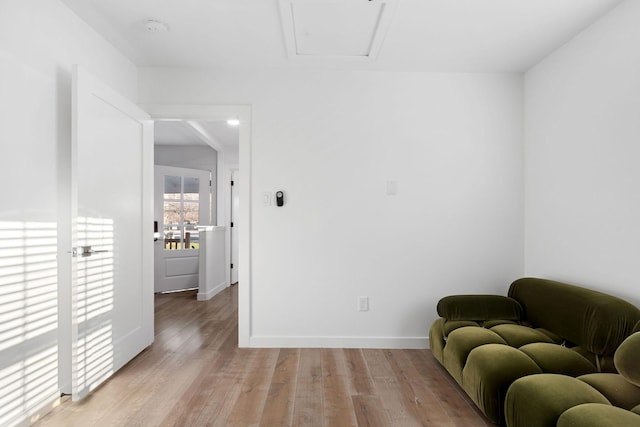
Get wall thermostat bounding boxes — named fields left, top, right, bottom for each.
left=276, top=191, right=284, bottom=206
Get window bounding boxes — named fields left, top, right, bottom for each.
left=163, top=175, right=201, bottom=250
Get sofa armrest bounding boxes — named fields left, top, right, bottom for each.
left=437, top=295, right=523, bottom=322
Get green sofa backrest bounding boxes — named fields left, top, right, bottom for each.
left=508, top=278, right=640, bottom=356
left=437, top=294, right=523, bottom=321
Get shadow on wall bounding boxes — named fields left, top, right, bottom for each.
left=0, top=221, right=59, bottom=425
left=73, top=217, right=116, bottom=399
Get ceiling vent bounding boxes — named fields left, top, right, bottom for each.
left=278, top=0, right=398, bottom=61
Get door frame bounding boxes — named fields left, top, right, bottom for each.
left=227, top=168, right=239, bottom=285
left=142, top=104, right=252, bottom=347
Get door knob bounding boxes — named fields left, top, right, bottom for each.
left=70, top=245, right=110, bottom=257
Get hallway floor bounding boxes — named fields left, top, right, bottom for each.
left=35, top=285, right=491, bottom=426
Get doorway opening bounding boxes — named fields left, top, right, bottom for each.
left=145, top=104, right=251, bottom=347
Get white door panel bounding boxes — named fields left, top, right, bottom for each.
left=71, top=66, right=153, bottom=401
left=154, top=165, right=211, bottom=293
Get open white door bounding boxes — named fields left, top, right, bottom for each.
left=70, top=66, right=153, bottom=401
left=154, top=165, right=212, bottom=293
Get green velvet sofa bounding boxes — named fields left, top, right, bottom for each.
left=505, top=331, right=640, bottom=426
left=429, top=277, right=640, bottom=426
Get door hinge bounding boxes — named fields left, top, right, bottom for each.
left=230, top=263, right=234, bottom=269
left=209, top=179, right=212, bottom=187
left=231, top=180, right=234, bottom=186
left=230, top=222, right=234, bottom=227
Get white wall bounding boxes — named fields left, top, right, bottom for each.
left=0, top=0, right=137, bottom=223
left=140, top=68, right=524, bottom=347
left=224, top=146, right=239, bottom=165
left=524, top=0, right=640, bottom=307
left=154, top=145, right=218, bottom=172
left=0, top=0, right=138, bottom=424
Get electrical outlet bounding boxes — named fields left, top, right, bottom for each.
left=358, top=296, right=369, bottom=312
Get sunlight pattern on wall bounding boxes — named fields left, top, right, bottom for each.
left=73, top=217, right=114, bottom=398
left=0, top=221, right=59, bottom=427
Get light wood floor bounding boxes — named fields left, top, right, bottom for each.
left=35, top=285, right=492, bottom=427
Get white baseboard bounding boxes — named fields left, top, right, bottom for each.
left=197, top=281, right=227, bottom=301
left=248, top=335, right=429, bottom=349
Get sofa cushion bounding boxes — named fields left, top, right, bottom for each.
left=482, top=319, right=518, bottom=329
left=519, top=343, right=596, bottom=376
left=614, top=332, right=640, bottom=387
left=508, top=278, right=640, bottom=356
left=443, top=327, right=506, bottom=384
left=464, top=344, right=542, bottom=425
left=505, top=374, right=611, bottom=427
left=437, top=295, right=523, bottom=321
left=534, top=328, right=564, bottom=344
left=633, top=404, right=640, bottom=416
left=578, top=373, right=640, bottom=410
left=557, top=403, right=640, bottom=427
left=442, top=320, right=480, bottom=336
left=490, top=324, right=554, bottom=348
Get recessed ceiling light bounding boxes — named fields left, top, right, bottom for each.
left=145, top=19, right=170, bottom=33
left=227, top=119, right=240, bottom=126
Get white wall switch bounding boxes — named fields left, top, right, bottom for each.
left=386, top=180, right=398, bottom=196
left=358, top=296, right=369, bottom=311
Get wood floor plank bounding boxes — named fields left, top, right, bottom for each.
left=343, top=348, right=375, bottom=396
left=34, top=285, right=493, bottom=427
left=404, top=350, right=493, bottom=427
left=361, top=349, right=422, bottom=427
left=259, top=348, right=299, bottom=427
left=352, top=395, right=391, bottom=427
left=384, top=349, right=456, bottom=426
left=292, top=348, right=324, bottom=427
left=321, top=349, right=357, bottom=427
left=157, top=350, right=230, bottom=427
left=188, top=348, right=247, bottom=427
left=225, top=348, right=280, bottom=426
left=114, top=355, right=209, bottom=427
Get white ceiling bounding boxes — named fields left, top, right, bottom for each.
left=61, top=0, right=623, bottom=73
left=154, top=120, right=239, bottom=149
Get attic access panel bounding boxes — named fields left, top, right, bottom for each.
left=279, top=0, right=398, bottom=60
